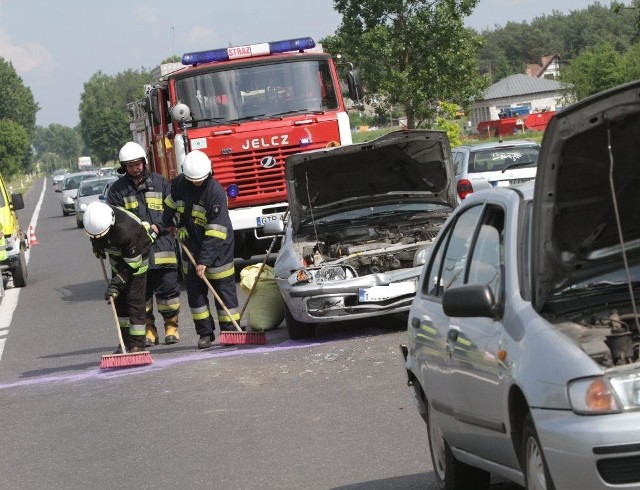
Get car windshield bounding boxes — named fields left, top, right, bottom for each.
left=64, top=174, right=96, bottom=190
left=78, top=180, right=110, bottom=197
left=469, top=146, right=539, bottom=173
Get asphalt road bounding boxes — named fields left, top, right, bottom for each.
left=0, top=178, right=521, bottom=489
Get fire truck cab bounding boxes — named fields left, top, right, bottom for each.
left=128, top=36, right=362, bottom=259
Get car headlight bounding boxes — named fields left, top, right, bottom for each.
left=63, top=195, right=74, bottom=204
left=568, top=373, right=640, bottom=414
left=287, top=266, right=352, bottom=286
left=413, top=245, right=432, bottom=267
left=80, top=203, right=88, bottom=211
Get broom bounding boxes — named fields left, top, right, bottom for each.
left=98, top=257, right=153, bottom=369
left=180, top=242, right=266, bottom=346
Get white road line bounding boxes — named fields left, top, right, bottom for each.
left=0, top=178, right=46, bottom=361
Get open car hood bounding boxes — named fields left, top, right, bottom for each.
left=532, top=80, right=640, bottom=310
left=285, top=130, right=457, bottom=233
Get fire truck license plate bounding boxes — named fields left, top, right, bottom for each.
left=256, top=213, right=285, bottom=227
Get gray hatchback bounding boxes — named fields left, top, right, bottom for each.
left=402, top=80, right=640, bottom=489
left=452, top=139, right=539, bottom=201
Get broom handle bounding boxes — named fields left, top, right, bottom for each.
left=100, top=257, right=127, bottom=354
left=180, top=242, right=243, bottom=332
left=239, top=209, right=288, bottom=319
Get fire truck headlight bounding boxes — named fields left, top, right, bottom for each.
left=227, top=184, right=239, bottom=198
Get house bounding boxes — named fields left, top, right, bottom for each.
left=526, top=54, right=561, bottom=79
left=469, top=74, right=565, bottom=134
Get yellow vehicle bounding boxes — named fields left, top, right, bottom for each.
left=0, top=172, right=27, bottom=292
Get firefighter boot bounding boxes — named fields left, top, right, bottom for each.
left=164, top=316, right=180, bottom=345
left=145, top=317, right=159, bottom=347
left=129, top=334, right=146, bottom=353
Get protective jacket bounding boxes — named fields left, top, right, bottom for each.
left=91, top=205, right=152, bottom=282
left=107, top=169, right=177, bottom=269
left=162, top=174, right=234, bottom=273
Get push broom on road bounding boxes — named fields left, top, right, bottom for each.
left=180, top=242, right=266, bottom=346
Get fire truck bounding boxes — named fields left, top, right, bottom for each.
left=127, top=36, right=362, bottom=258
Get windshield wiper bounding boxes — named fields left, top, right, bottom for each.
left=269, top=109, right=325, bottom=118
left=502, top=161, right=537, bottom=172
left=188, top=116, right=238, bottom=126
left=229, top=114, right=268, bottom=123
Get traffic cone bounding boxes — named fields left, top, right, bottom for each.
left=29, top=226, right=39, bottom=245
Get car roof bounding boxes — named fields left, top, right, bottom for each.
left=64, top=171, right=98, bottom=179
left=453, top=139, right=540, bottom=152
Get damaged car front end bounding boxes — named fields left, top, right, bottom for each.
left=266, top=130, right=457, bottom=339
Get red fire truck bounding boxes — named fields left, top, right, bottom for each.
left=127, top=36, right=362, bottom=258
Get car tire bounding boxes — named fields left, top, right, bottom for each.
left=12, top=247, right=28, bottom=288
left=522, top=413, right=555, bottom=490
left=62, top=209, right=69, bottom=217
left=284, top=304, right=315, bottom=340
left=76, top=216, right=83, bottom=228
left=426, top=398, right=490, bottom=490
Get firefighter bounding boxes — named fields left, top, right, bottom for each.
left=84, top=201, right=152, bottom=352
left=162, top=150, right=240, bottom=349
left=107, top=142, right=181, bottom=347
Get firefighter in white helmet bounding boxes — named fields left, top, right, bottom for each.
left=84, top=201, right=152, bottom=353
left=162, top=150, right=240, bottom=349
left=107, top=142, right=181, bottom=347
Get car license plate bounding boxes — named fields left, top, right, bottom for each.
left=491, top=178, right=534, bottom=188
left=358, top=280, right=416, bottom=302
left=256, top=212, right=285, bottom=227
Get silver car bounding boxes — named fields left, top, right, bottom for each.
left=74, top=176, right=117, bottom=228
left=401, top=80, right=640, bottom=489
left=452, top=139, right=539, bottom=201
left=264, top=130, right=458, bottom=340
left=60, top=171, right=98, bottom=216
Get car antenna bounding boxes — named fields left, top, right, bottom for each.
left=305, top=171, right=321, bottom=249
left=607, top=125, right=640, bottom=332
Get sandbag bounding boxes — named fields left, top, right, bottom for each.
left=240, top=264, right=284, bottom=331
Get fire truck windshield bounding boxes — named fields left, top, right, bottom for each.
left=174, top=59, right=339, bottom=124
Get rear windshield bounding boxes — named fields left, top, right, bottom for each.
left=469, top=146, right=539, bottom=173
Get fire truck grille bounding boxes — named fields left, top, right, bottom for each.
left=215, top=142, right=327, bottom=207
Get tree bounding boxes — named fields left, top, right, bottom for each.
left=325, top=0, right=487, bottom=129
left=33, top=124, right=82, bottom=165
left=0, top=120, right=29, bottom=176
left=79, top=69, right=151, bottom=164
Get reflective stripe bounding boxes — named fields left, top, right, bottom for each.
left=157, top=297, right=180, bottom=313
left=205, top=262, right=235, bottom=280
left=145, top=192, right=163, bottom=211
left=118, top=317, right=131, bottom=328
left=191, top=305, right=210, bottom=320
left=129, top=323, right=146, bottom=336
left=164, top=195, right=177, bottom=210
left=133, top=258, right=149, bottom=276
left=217, top=307, right=240, bottom=323
left=153, top=251, right=178, bottom=265
left=125, top=254, right=144, bottom=269
left=204, top=223, right=227, bottom=240
left=123, top=196, right=139, bottom=210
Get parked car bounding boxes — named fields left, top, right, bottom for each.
left=60, top=171, right=98, bottom=216
left=401, top=80, right=640, bottom=489
left=263, top=130, right=457, bottom=339
left=74, top=176, right=118, bottom=228
left=452, top=139, right=540, bottom=201
left=52, top=169, right=68, bottom=192
left=0, top=172, right=28, bottom=291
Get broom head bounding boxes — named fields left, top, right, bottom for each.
left=100, top=351, right=153, bottom=369
left=218, top=331, right=266, bottom=346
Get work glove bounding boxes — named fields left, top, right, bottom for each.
left=92, top=245, right=106, bottom=260
left=104, top=273, right=126, bottom=302
left=177, top=227, right=189, bottom=241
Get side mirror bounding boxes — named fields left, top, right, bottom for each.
left=10, top=192, right=24, bottom=211
left=442, top=284, right=500, bottom=319
left=347, top=69, right=364, bottom=102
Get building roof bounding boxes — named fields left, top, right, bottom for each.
left=483, top=74, right=563, bottom=100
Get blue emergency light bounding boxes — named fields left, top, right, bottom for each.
left=182, top=37, right=316, bottom=66
left=226, top=184, right=239, bottom=198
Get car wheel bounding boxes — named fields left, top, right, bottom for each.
left=426, top=398, right=490, bottom=490
left=522, top=414, right=555, bottom=490
left=284, top=304, right=315, bottom=340
left=76, top=216, right=83, bottom=228
left=11, top=247, right=28, bottom=288
left=62, top=209, right=69, bottom=216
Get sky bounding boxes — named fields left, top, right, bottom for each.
left=0, top=0, right=610, bottom=128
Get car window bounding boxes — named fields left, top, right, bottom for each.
left=452, top=151, right=465, bottom=175
left=426, top=205, right=483, bottom=296
left=469, top=146, right=539, bottom=173
left=468, top=220, right=503, bottom=299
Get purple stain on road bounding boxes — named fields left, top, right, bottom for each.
left=0, top=337, right=338, bottom=390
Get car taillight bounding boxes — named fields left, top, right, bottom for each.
left=457, top=179, right=473, bottom=200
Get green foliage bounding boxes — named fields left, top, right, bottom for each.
left=79, top=68, right=151, bottom=164
left=0, top=120, right=29, bottom=177
left=435, top=102, right=463, bottom=148
left=328, top=0, right=487, bottom=129
left=33, top=125, right=82, bottom=163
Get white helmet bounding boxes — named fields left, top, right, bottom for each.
left=182, top=150, right=211, bottom=181
left=118, top=142, right=147, bottom=165
left=84, top=202, right=115, bottom=238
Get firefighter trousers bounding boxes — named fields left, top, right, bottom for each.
left=185, top=268, right=239, bottom=336
left=144, top=267, right=181, bottom=324
left=114, top=272, right=147, bottom=345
